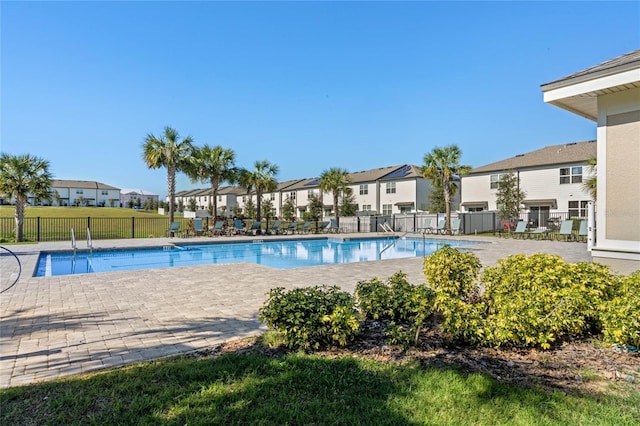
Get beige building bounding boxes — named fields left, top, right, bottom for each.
left=541, top=49, right=640, bottom=274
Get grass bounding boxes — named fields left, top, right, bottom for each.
left=1, top=343, right=639, bottom=426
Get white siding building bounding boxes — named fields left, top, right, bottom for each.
left=461, top=141, right=596, bottom=227
left=49, top=180, right=120, bottom=207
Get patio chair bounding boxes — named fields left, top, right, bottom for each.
left=559, top=220, right=575, bottom=241
left=267, top=220, right=282, bottom=235
left=529, top=226, right=549, bottom=240
left=435, top=219, right=446, bottom=234
left=513, top=221, right=528, bottom=238
left=318, top=221, right=330, bottom=233
left=419, top=218, right=434, bottom=234
left=328, top=218, right=340, bottom=233
left=300, top=221, right=312, bottom=234
left=166, top=221, right=182, bottom=237
left=578, top=220, right=588, bottom=242
left=209, top=220, right=225, bottom=236
left=247, top=221, right=262, bottom=235
left=283, top=221, right=298, bottom=234
left=192, top=218, right=205, bottom=236
left=451, top=218, right=462, bottom=235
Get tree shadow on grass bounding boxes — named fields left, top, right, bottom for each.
left=2, top=344, right=639, bottom=426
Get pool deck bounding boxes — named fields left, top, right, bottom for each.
left=0, top=233, right=592, bottom=388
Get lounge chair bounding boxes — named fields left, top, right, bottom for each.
left=247, top=221, right=262, bottom=235
left=209, top=220, right=225, bottom=236
left=434, top=219, right=446, bottom=234
left=267, top=220, right=282, bottom=235
left=167, top=221, right=182, bottom=237
left=529, top=227, right=549, bottom=240
left=192, top=218, right=205, bottom=236
left=419, top=218, right=434, bottom=234
left=578, top=220, right=588, bottom=242
left=559, top=220, right=575, bottom=241
left=513, top=221, right=528, bottom=238
left=228, top=219, right=245, bottom=235
left=318, top=221, right=330, bottom=233
left=328, top=218, right=340, bottom=233
left=451, top=218, right=462, bottom=235
left=283, top=222, right=298, bottom=234
left=300, top=221, right=312, bottom=234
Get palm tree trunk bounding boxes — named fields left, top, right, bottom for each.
left=15, top=197, right=25, bottom=242
left=333, top=194, right=339, bottom=227
left=167, top=167, right=176, bottom=235
left=444, top=181, right=452, bottom=235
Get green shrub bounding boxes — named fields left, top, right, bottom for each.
left=481, top=254, right=620, bottom=349
left=600, top=271, right=640, bottom=348
left=259, top=285, right=360, bottom=350
left=423, top=245, right=481, bottom=301
left=355, top=271, right=435, bottom=345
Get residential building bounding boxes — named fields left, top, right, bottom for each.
left=120, top=188, right=158, bottom=208
left=174, top=164, right=449, bottom=219
left=541, top=49, right=640, bottom=274
left=461, top=140, right=597, bottom=226
left=49, top=180, right=120, bottom=207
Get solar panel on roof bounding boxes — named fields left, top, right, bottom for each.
left=382, top=165, right=411, bottom=179
left=305, top=179, right=320, bottom=186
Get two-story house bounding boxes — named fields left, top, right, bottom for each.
left=461, top=141, right=597, bottom=227
left=49, top=180, right=120, bottom=207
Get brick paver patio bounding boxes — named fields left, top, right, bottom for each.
left=0, top=233, right=591, bottom=388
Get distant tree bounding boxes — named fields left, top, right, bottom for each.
left=134, top=198, right=142, bottom=209
left=142, top=126, right=194, bottom=234
left=127, top=198, right=134, bottom=209
left=496, top=171, right=526, bottom=223
left=421, top=145, right=471, bottom=234
left=0, top=153, right=53, bottom=242
left=243, top=197, right=256, bottom=219
left=427, top=178, right=446, bottom=213
left=53, top=191, right=62, bottom=206
left=77, top=195, right=86, bottom=207
left=307, top=193, right=323, bottom=220
left=261, top=197, right=274, bottom=220
left=186, top=145, right=238, bottom=218
left=319, top=167, right=351, bottom=228
left=178, top=202, right=184, bottom=213
left=232, top=206, right=243, bottom=218
left=582, top=157, right=597, bottom=200
left=188, top=197, right=197, bottom=211
left=207, top=201, right=214, bottom=217
left=143, top=198, right=153, bottom=210
left=339, top=187, right=357, bottom=217
left=109, top=198, right=117, bottom=208
left=282, top=196, right=296, bottom=221
left=239, top=160, right=279, bottom=233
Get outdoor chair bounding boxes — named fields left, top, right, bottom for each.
left=451, top=218, right=462, bottom=235
left=318, top=221, right=330, bottom=233
left=328, top=218, right=340, bottom=233
left=166, top=221, right=183, bottom=237
left=192, top=218, right=205, bottom=236
left=513, top=221, right=528, bottom=238
left=283, top=222, right=298, bottom=234
left=435, top=219, right=446, bottom=234
left=578, top=220, right=588, bottom=242
left=209, top=220, right=225, bottom=236
left=247, top=221, right=262, bottom=235
left=528, top=227, right=549, bottom=240
left=419, top=218, right=434, bottom=234
left=267, top=220, right=282, bottom=235
left=228, top=219, right=245, bottom=236
left=559, top=220, right=575, bottom=241
left=300, top=221, right=312, bottom=234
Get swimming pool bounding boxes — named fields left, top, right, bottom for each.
left=34, top=237, right=483, bottom=277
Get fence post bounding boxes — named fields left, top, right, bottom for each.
left=132, top=217, right=135, bottom=239
left=87, top=216, right=91, bottom=233
left=37, top=216, right=41, bottom=242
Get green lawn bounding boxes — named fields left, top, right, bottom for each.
left=1, top=341, right=638, bottom=426
left=0, top=206, right=163, bottom=218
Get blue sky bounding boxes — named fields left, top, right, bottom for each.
left=2, top=1, right=638, bottom=198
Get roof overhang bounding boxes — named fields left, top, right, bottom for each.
left=394, top=201, right=415, bottom=207
left=542, top=68, right=640, bottom=121
left=522, top=199, right=557, bottom=209
left=461, top=201, right=488, bottom=208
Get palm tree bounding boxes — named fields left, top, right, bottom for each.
left=142, top=126, right=194, bottom=233
left=421, top=145, right=471, bottom=235
left=187, top=145, right=238, bottom=219
left=239, top=160, right=279, bottom=233
left=319, top=167, right=351, bottom=228
left=0, top=153, right=53, bottom=242
left=582, top=157, right=597, bottom=201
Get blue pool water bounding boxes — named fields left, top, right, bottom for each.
left=34, top=237, right=483, bottom=277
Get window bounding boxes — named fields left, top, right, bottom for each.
left=359, top=184, right=368, bottom=195
left=490, top=173, right=506, bottom=189
left=101, top=190, right=108, bottom=196
left=468, top=207, right=484, bottom=212
left=218, top=196, right=222, bottom=201
left=289, top=192, right=296, bottom=200
left=270, top=193, right=275, bottom=200
left=242, top=196, right=246, bottom=203
left=382, top=204, right=392, bottom=215
left=362, top=204, right=372, bottom=211
left=307, top=190, right=315, bottom=198
left=568, top=201, right=589, bottom=218
left=76, top=189, right=83, bottom=195
left=385, top=182, right=396, bottom=194
left=560, top=167, right=582, bottom=184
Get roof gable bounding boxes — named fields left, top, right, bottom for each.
left=469, top=140, right=597, bottom=174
